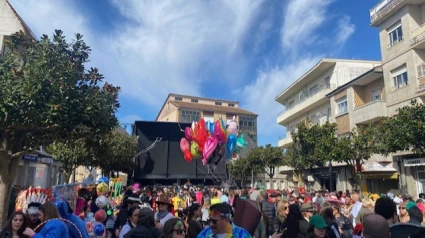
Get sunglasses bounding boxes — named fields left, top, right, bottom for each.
left=13, top=218, right=24, bottom=222
left=400, top=207, right=406, bottom=210
left=208, top=218, right=224, bottom=225
left=172, top=229, right=186, bottom=235
left=284, top=206, right=289, bottom=210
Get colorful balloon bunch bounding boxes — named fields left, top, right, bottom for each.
left=180, top=116, right=247, bottom=165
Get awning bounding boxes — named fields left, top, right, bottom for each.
left=362, top=173, right=399, bottom=179
left=404, top=158, right=425, bottom=167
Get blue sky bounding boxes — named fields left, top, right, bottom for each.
left=9, top=0, right=383, bottom=146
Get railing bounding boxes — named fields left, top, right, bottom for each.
left=417, top=83, right=425, bottom=94
left=370, top=0, right=403, bottom=23
left=417, top=63, right=425, bottom=79
left=411, top=23, right=425, bottom=46
left=353, top=99, right=387, bottom=110
left=277, top=84, right=335, bottom=116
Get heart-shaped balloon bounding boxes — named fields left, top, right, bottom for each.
left=184, top=150, right=193, bottom=162
left=180, top=138, right=189, bottom=152
left=190, top=141, right=201, bottom=158
left=184, top=127, right=193, bottom=141
left=202, top=136, right=218, bottom=165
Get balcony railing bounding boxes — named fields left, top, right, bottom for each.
left=417, top=63, right=425, bottom=79
left=411, top=24, right=425, bottom=46
left=370, top=0, right=403, bottom=24
left=277, top=84, right=335, bottom=116
left=417, top=83, right=425, bottom=94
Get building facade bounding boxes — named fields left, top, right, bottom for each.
left=0, top=0, right=35, bottom=55
left=327, top=66, right=399, bottom=194
left=275, top=59, right=381, bottom=192
left=157, top=93, right=258, bottom=144
left=370, top=0, right=425, bottom=197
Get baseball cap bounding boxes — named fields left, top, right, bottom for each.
left=309, top=215, right=328, bottom=229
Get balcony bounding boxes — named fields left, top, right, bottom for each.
left=352, top=100, right=387, bottom=125
left=278, top=132, right=293, bottom=147
left=410, top=24, right=425, bottom=48
left=370, top=0, right=405, bottom=26
left=418, top=83, right=425, bottom=94
left=277, top=84, right=335, bottom=125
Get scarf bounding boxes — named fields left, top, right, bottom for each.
left=157, top=210, right=169, bottom=220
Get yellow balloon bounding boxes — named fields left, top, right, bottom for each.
left=96, top=182, right=108, bottom=195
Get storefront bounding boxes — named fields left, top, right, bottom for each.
left=14, top=151, right=64, bottom=188
left=360, top=161, right=399, bottom=194
left=404, top=158, right=425, bottom=195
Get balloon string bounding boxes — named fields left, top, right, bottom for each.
left=177, top=122, right=185, bottom=132
left=190, top=162, right=221, bottom=183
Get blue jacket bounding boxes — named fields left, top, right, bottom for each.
left=197, top=223, right=252, bottom=238
left=55, top=200, right=90, bottom=238
left=34, top=219, right=69, bottom=238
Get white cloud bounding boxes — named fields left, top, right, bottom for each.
left=239, top=0, right=354, bottom=145
left=9, top=0, right=266, bottom=107
left=280, top=0, right=333, bottom=54
left=335, top=15, right=355, bottom=45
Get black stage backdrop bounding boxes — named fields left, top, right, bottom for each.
left=133, top=121, right=227, bottom=180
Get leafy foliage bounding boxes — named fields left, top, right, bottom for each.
left=374, top=100, right=425, bottom=156
left=0, top=30, right=120, bottom=224
left=229, top=144, right=283, bottom=184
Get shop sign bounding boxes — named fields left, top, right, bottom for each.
left=40, top=157, right=53, bottom=164
left=21, top=154, right=38, bottom=161
left=362, top=162, right=398, bottom=172
left=404, top=158, right=425, bottom=167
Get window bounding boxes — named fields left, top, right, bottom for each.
left=203, top=111, right=214, bottom=123
left=228, top=103, right=234, bottom=107
left=215, top=102, right=222, bottom=105
left=191, top=99, right=198, bottom=103
left=388, top=22, right=403, bottom=47
left=337, top=96, right=348, bottom=115
left=309, top=84, right=318, bottom=95
left=174, top=97, right=182, bottom=101
left=180, top=110, right=200, bottom=122
left=371, top=89, right=381, bottom=101
left=324, top=76, right=330, bottom=87
left=392, top=65, right=408, bottom=90
left=239, top=115, right=257, bottom=131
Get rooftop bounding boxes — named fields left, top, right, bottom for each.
left=274, top=58, right=381, bottom=103
left=5, top=0, right=37, bottom=39
left=326, top=66, right=383, bottom=97
left=168, top=93, right=239, bottom=104
left=170, top=100, right=257, bottom=116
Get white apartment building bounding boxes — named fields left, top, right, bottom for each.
left=370, top=0, right=425, bottom=197
left=275, top=59, right=380, bottom=192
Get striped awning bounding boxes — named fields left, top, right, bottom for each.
left=404, top=158, right=425, bottom=167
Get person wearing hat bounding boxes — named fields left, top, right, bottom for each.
left=114, top=194, right=142, bottom=237
left=300, top=202, right=315, bottom=236
left=154, top=195, right=175, bottom=228
left=308, top=215, right=329, bottom=238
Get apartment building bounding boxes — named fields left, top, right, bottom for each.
left=156, top=93, right=258, bottom=144
left=370, top=0, right=425, bottom=197
left=275, top=59, right=380, bottom=191
left=327, top=66, right=399, bottom=193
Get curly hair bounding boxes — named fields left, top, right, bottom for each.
left=374, top=197, right=396, bottom=220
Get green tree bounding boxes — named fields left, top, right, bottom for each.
left=46, top=139, right=92, bottom=182
left=228, top=157, right=251, bottom=186
left=0, top=30, right=120, bottom=224
left=375, top=100, right=425, bottom=156
left=257, top=144, right=284, bottom=178
left=94, top=129, right=137, bottom=177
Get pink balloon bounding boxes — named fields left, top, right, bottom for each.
left=180, top=138, right=189, bottom=152
left=202, top=136, right=218, bottom=165
left=185, top=127, right=193, bottom=141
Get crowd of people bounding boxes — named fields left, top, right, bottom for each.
left=2, top=182, right=425, bottom=238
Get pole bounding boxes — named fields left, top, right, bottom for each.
left=251, top=169, right=254, bottom=188
left=329, top=159, right=333, bottom=192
